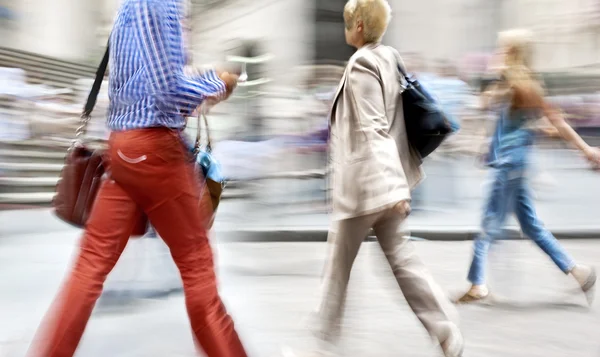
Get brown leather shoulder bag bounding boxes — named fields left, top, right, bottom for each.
left=53, top=46, right=147, bottom=235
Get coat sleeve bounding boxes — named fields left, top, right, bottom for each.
left=347, top=54, right=387, bottom=132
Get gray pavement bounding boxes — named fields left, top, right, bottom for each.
left=2, top=148, right=600, bottom=241
left=0, top=232, right=599, bottom=357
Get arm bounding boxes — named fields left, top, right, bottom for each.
left=132, top=0, right=227, bottom=113
left=535, top=115, right=560, bottom=137
left=542, top=102, right=594, bottom=154
left=479, top=82, right=511, bottom=111
left=348, top=55, right=386, bottom=129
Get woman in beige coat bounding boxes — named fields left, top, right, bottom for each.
left=285, top=1, right=463, bottom=356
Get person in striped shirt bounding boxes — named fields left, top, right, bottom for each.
left=28, top=1, right=247, bottom=357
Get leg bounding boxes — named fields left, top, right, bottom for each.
left=28, top=179, right=142, bottom=357
left=514, top=179, right=575, bottom=273
left=313, top=215, right=374, bottom=344
left=109, top=128, right=247, bottom=356
left=373, top=210, right=463, bottom=357
left=515, top=177, right=596, bottom=303
left=467, top=168, right=515, bottom=287
left=146, top=188, right=246, bottom=357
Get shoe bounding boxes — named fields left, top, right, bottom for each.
left=455, top=290, right=491, bottom=304
left=439, top=324, right=464, bottom=357
left=571, top=265, right=597, bottom=306
left=581, top=267, right=597, bottom=306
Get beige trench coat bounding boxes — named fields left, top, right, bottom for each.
left=329, top=43, right=423, bottom=221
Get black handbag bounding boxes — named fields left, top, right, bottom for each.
left=395, top=56, right=454, bottom=159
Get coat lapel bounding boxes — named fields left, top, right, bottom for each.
left=328, top=68, right=349, bottom=125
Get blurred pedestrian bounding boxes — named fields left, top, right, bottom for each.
left=27, top=1, right=247, bottom=357
left=284, top=1, right=463, bottom=356
left=457, top=29, right=599, bottom=304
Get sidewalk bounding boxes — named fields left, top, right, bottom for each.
left=2, top=148, right=599, bottom=241
left=2, top=199, right=599, bottom=242
left=1, top=237, right=599, bottom=357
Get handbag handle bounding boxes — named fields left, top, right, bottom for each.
left=194, top=108, right=212, bottom=156
left=75, top=45, right=110, bottom=141
left=391, top=49, right=412, bottom=83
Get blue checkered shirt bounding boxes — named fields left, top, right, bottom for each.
left=107, top=0, right=226, bottom=131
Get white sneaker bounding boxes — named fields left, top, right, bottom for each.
left=439, top=323, right=464, bottom=357
left=580, top=266, right=597, bottom=306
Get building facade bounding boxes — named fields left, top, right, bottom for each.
left=1, top=0, right=101, bottom=62
left=2, top=0, right=600, bottom=73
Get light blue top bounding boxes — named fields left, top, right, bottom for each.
left=486, top=106, right=539, bottom=168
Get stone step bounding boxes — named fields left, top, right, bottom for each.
left=0, top=187, right=252, bottom=205
left=0, top=139, right=106, bottom=151
left=1, top=181, right=255, bottom=198
left=0, top=192, right=54, bottom=204
left=0, top=177, right=58, bottom=193
left=0, top=139, right=72, bottom=153
left=0, top=176, right=58, bottom=186
left=0, top=149, right=66, bottom=164
left=0, top=162, right=63, bottom=177
left=0, top=162, right=63, bottom=171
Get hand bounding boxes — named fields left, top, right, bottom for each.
left=218, top=71, right=239, bottom=99
left=393, top=200, right=411, bottom=218
left=540, top=125, right=560, bottom=138
left=199, top=97, right=219, bottom=115
left=583, top=147, right=600, bottom=169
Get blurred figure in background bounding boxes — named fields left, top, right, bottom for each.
left=457, top=29, right=599, bottom=304
left=284, top=1, right=463, bottom=356
left=429, top=60, right=470, bottom=132
left=27, top=1, right=247, bottom=357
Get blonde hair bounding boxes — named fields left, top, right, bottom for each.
left=497, top=29, right=544, bottom=108
left=344, top=0, right=392, bottom=43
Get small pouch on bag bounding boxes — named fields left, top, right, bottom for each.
left=194, top=112, right=226, bottom=212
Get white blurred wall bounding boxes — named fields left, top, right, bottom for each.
left=190, top=0, right=315, bottom=86
left=3, top=0, right=99, bottom=61
left=386, top=0, right=500, bottom=63
left=2, top=0, right=599, bottom=72
left=501, top=0, right=600, bottom=72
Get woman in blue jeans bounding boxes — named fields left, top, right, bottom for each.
left=458, top=29, right=600, bottom=304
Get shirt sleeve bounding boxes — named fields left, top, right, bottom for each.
left=132, top=0, right=227, bottom=114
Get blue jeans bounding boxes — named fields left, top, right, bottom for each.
left=467, top=165, right=575, bottom=285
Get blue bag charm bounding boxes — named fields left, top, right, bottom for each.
left=196, top=145, right=225, bottom=183
left=194, top=112, right=225, bottom=211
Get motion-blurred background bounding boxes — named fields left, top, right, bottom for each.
left=2, top=0, right=600, bottom=215
left=1, top=1, right=600, bottom=356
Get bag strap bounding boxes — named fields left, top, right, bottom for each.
left=391, top=48, right=410, bottom=82
left=194, top=108, right=212, bottom=156
left=76, top=45, right=109, bottom=140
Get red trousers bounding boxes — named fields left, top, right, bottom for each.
left=29, top=128, right=247, bottom=357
